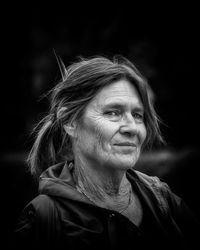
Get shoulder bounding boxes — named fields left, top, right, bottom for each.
left=18, top=194, right=59, bottom=227
left=128, top=168, right=170, bottom=190
left=128, top=169, right=182, bottom=214
left=14, top=195, right=61, bottom=249
left=16, top=194, right=60, bottom=237
left=30, top=194, right=56, bottom=211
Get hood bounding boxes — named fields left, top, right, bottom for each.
left=39, top=162, right=169, bottom=217
left=39, top=162, right=91, bottom=204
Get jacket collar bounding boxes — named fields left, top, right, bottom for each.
left=39, top=162, right=168, bottom=219
left=39, top=162, right=92, bottom=204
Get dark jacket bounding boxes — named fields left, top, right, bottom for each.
left=13, top=163, right=199, bottom=250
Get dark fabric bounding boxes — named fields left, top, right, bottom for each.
left=12, top=163, right=200, bottom=250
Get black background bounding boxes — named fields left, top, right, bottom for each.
left=1, top=2, right=200, bottom=247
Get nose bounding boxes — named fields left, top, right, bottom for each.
left=119, top=114, right=138, bottom=137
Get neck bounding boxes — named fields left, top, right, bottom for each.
left=73, top=157, right=132, bottom=209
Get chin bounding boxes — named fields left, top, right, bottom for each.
left=109, top=157, right=137, bottom=170
left=100, top=152, right=139, bottom=170
left=119, top=155, right=139, bottom=168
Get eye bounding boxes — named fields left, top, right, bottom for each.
left=105, top=110, right=120, bottom=116
left=104, top=110, right=122, bottom=121
left=132, top=112, right=144, bottom=122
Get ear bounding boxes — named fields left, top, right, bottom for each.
left=63, top=123, right=77, bottom=138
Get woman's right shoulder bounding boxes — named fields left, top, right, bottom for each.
left=13, top=196, right=61, bottom=249
left=23, top=194, right=58, bottom=220
left=29, top=194, right=55, bottom=209
left=15, top=194, right=59, bottom=236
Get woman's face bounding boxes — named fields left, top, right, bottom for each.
left=73, top=79, right=147, bottom=172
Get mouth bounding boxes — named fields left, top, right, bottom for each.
left=114, top=142, right=136, bottom=147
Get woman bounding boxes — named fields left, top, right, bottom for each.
left=14, top=55, right=199, bottom=249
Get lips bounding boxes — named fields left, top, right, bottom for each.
left=114, top=142, right=136, bottom=147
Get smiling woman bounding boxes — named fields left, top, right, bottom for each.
left=69, top=79, right=147, bottom=172
left=13, top=55, right=199, bottom=250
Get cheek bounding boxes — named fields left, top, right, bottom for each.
left=94, top=127, right=104, bottom=147
left=139, top=125, right=147, bottom=145
left=94, top=121, right=118, bottom=147
left=94, top=124, right=109, bottom=145
left=78, top=119, right=107, bottom=148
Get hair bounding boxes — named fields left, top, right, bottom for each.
left=27, top=55, right=165, bottom=179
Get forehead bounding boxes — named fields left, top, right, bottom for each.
left=91, top=79, right=143, bottom=108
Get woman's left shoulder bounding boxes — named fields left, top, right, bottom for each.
left=128, top=169, right=170, bottom=190
left=128, top=169, right=181, bottom=213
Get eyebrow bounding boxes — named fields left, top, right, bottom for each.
left=103, top=102, right=144, bottom=112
